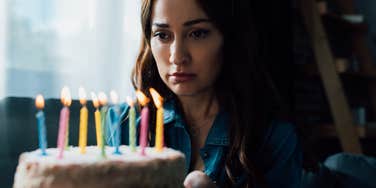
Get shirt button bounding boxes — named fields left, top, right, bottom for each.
left=203, top=152, right=209, bottom=159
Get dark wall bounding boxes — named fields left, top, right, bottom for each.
left=251, top=0, right=295, bottom=117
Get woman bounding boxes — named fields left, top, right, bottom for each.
left=123, top=0, right=302, bottom=187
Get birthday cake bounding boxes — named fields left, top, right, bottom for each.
left=13, top=146, right=186, bottom=188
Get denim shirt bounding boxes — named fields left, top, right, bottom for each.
left=110, top=100, right=302, bottom=188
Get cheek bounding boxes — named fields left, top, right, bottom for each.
left=195, top=43, right=222, bottom=69
left=150, top=40, right=164, bottom=63
left=196, top=34, right=223, bottom=62
left=194, top=42, right=223, bottom=82
left=151, top=40, right=169, bottom=78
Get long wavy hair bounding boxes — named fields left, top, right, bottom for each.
left=132, top=0, right=280, bottom=187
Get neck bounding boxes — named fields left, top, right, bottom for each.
left=177, top=90, right=219, bottom=123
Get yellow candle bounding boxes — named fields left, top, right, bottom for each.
left=155, top=107, right=163, bottom=151
left=95, top=109, right=102, bottom=147
left=149, top=88, right=164, bottom=152
left=79, top=87, right=88, bottom=154
left=92, top=92, right=103, bottom=150
left=79, top=106, right=88, bottom=153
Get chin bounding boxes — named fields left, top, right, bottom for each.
left=170, top=86, right=212, bottom=97
left=166, top=82, right=213, bottom=97
left=169, top=86, right=198, bottom=96
left=172, top=90, right=197, bottom=97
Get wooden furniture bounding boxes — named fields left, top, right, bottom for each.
left=299, top=0, right=365, bottom=153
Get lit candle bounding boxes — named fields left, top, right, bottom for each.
left=35, top=94, right=47, bottom=156
left=98, top=92, right=108, bottom=158
left=110, top=90, right=121, bottom=155
left=149, top=88, right=164, bottom=152
left=136, top=90, right=150, bottom=156
left=92, top=92, right=105, bottom=157
left=126, top=96, right=136, bottom=152
left=98, top=92, right=108, bottom=149
left=78, top=87, right=88, bottom=154
left=64, top=88, right=72, bottom=150
left=57, top=87, right=71, bottom=159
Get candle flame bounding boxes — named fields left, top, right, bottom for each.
left=35, top=94, right=45, bottom=109
left=91, top=92, right=99, bottom=108
left=79, top=87, right=87, bottom=105
left=126, top=96, right=134, bottom=107
left=98, top=92, right=108, bottom=106
left=60, top=86, right=72, bottom=107
left=136, top=90, right=150, bottom=106
left=110, top=90, right=119, bottom=104
left=149, top=88, right=163, bottom=108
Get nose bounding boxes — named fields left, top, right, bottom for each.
left=169, top=39, right=189, bottom=65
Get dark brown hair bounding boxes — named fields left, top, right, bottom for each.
left=132, top=0, right=279, bottom=187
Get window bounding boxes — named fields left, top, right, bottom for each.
left=1, top=0, right=142, bottom=99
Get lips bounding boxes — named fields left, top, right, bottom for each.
left=169, top=72, right=196, bottom=83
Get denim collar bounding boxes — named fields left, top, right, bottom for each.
left=163, top=99, right=229, bottom=146
left=163, top=99, right=178, bottom=125
left=205, top=110, right=229, bottom=146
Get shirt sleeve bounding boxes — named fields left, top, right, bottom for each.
left=260, top=121, right=302, bottom=188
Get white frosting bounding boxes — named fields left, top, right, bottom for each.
left=14, top=145, right=186, bottom=188
left=24, top=145, right=184, bottom=165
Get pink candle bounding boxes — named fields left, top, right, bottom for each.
left=136, top=90, right=150, bottom=156
left=139, top=106, right=149, bottom=155
left=57, top=107, right=69, bottom=159
left=57, top=87, right=71, bottom=159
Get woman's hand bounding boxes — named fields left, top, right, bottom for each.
left=184, top=170, right=216, bottom=188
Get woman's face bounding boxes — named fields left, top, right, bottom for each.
left=150, top=0, right=223, bottom=97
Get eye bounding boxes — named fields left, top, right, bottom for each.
left=153, top=31, right=171, bottom=42
left=189, top=29, right=210, bottom=40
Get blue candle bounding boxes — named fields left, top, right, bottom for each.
left=35, top=95, right=47, bottom=156
left=110, top=91, right=121, bottom=155
left=109, top=107, right=121, bottom=154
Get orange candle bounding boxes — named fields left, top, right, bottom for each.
left=149, top=88, right=164, bottom=152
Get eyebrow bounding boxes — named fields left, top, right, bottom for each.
left=152, top=18, right=211, bottom=28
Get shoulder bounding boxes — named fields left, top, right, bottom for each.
left=258, top=120, right=301, bottom=165
left=262, top=120, right=299, bottom=152
left=256, top=120, right=302, bottom=187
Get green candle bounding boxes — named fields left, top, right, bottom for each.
left=98, top=92, right=108, bottom=158
left=127, top=97, right=136, bottom=152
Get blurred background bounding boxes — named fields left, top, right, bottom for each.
left=0, top=0, right=142, bottom=187
left=0, top=0, right=142, bottom=99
